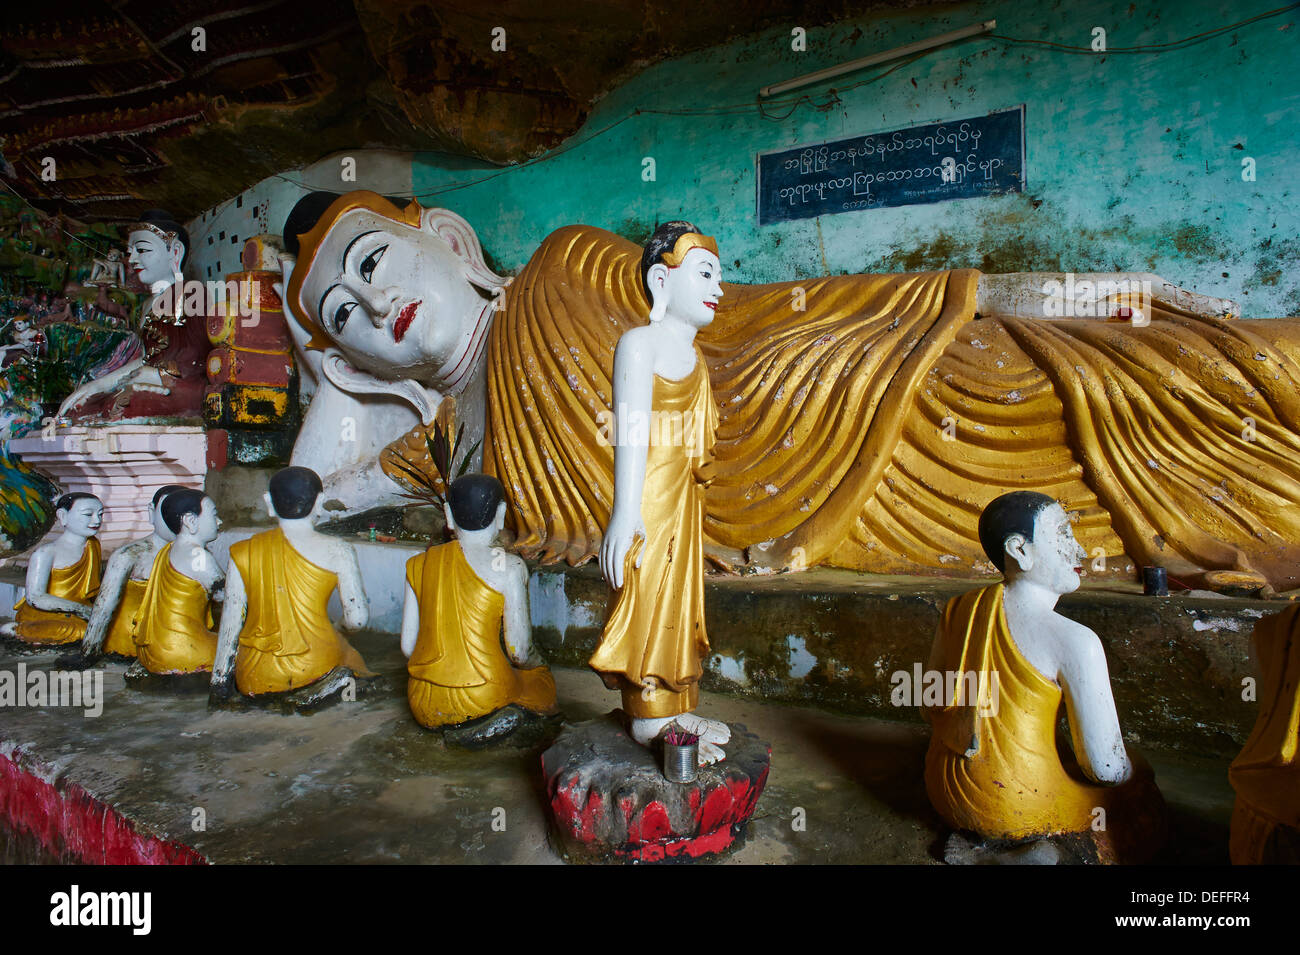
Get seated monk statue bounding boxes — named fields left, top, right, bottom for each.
left=210, top=466, right=374, bottom=706
left=81, top=484, right=188, bottom=661
left=58, top=210, right=207, bottom=422
left=276, top=191, right=1300, bottom=594
left=400, top=474, right=558, bottom=735
left=1229, top=604, right=1300, bottom=864
left=923, top=491, right=1166, bottom=864
left=2, top=493, right=103, bottom=646
left=132, top=489, right=223, bottom=675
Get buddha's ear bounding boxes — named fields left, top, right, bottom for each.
left=494, top=500, right=507, bottom=532
left=320, top=349, right=440, bottom=425
left=443, top=501, right=457, bottom=536
left=420, top=207, right=509, bottom=295
left=167, top=238, right=184, bottom=275
left=1004, top=534, right=1033, bottom=574
left=263, top=490, right=276, bottom=520
left=646, top=263, right=669, bottom=322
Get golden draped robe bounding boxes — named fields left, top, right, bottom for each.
left=133, top=544, right=217, bottom=675
left=469, top=225, right=1300, bottom=587
left=588, top=354, right=717, bottom=719
left=1229, top=604, right=1300, bottom=864
left=405, top=542, right=557, bottom=728
left=103, top=578, right=145, bottom=658
left=12, top=539, right=101, bottom=645
left=229, top=528, right=371, bottom=696
left=924, top=584, right=1165, bottom=862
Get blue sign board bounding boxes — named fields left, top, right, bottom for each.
left=756, top=106, right=1026, bottom=225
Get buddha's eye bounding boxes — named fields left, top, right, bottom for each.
left=333, top=301, right=357, bottom=334
left=359, top=245, right=387, bottom=283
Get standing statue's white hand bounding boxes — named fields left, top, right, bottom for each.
left=600, top=512, right=645, bottom=590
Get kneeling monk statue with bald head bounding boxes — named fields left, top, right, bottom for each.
left=923, top=491, right=1167, bottom=864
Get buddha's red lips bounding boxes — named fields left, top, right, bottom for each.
left=393, top=301, right=419, bottom=342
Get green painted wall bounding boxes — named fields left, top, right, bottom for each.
left=410, top=0, right=1300, bottom=317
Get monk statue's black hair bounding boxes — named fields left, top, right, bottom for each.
left=55, top=492, right=100, bottom=513
left=639, top=220, right=700, bottom=304
left=161, top=489, right=206, bottom=535
left=152, top=484, right=188, bottom=507
left=448, top=474, right=505, bottom=532
left=269, top=466, right=323, bottom=519
left=977, top=491, right=1057, bottom=573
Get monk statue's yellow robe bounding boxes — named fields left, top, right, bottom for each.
left=588, top=354, right=718, bottom=719
left=462, top=225, right=1300, bottom=588
left=12, top=539, right=101, bottom=645
left=405, top=542, right=557, bottom=728
left=1229, top=604, right=1300, bottom=864
left=923, top=584, right=1166, bottom=863
left=103, top=578, right=145, bottom=658
left=229, top=528, right=372, bottom=696
left=133, top=545, right=217, bottom=675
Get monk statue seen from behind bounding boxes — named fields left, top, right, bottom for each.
left=81, top=484, right=188, bottom=661
left=401, top=473, right=558, bottom=743
left=923, top=490, right=1167, bottom=864
left=211, top=466, right=374, bottom=709
left=132, top=490, right=223, bottom=677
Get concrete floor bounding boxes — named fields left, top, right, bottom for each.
left=0, top=631, right=1235, bottom=864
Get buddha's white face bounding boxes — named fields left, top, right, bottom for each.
left=1015, top=502, right=1087, bottom=594
left=59, top=498, right=103, bottom=537
left=298, top=208, right=487, bottom=380
left=127, top=229, right=181, bottom=291
left=652, top=247, right=723, bottom=329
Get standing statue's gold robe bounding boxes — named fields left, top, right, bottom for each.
left=230, top=528, right=371, bottom=696
left=405, top=542, right=557, bottom=727
left=1229, top=604, right=1300, bottom=864
left=12, top=539, right=101, bottom=645
left=456, top=225, right=1300, bottom=587
left=103, top=578, right=145, bottom=658
left=133, top=544, right=217, bottom=675
left=588, top=354, right=718, bottom=719
left=924, top=584, right=1165, bottom=863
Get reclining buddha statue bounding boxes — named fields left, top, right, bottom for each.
left=276, top=190, right=1300, bottom=590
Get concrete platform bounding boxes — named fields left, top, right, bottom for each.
left=0, top=542, right=1280, bottom=759
left=0, top=633, right=1235, bottom=865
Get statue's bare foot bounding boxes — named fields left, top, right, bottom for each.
left=673, top=711, right=731, bottom=746
left=698, top=740, right=727, bottom=766
left=943, top=831, right=1061, bottom=865
left=0, top=622, right=16, bottom=639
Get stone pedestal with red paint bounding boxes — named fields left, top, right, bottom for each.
left=542, top=712, right=770, bottom=863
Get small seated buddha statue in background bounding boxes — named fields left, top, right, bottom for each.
left=210, top=466, right=374, bottom=708
left=1229, top=604, right=1300, bottom=864
left=2, top=493, right=103, bottom=647
left=81, top=484, right=188, bottom=661
left=401, top=474, right=558, bottom=739
left=923, top=490, right=1167, bottom=864
left=132, top=489, right=223, bottom=676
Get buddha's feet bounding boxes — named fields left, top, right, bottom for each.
left=630, top=713, right=730, bottom=766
